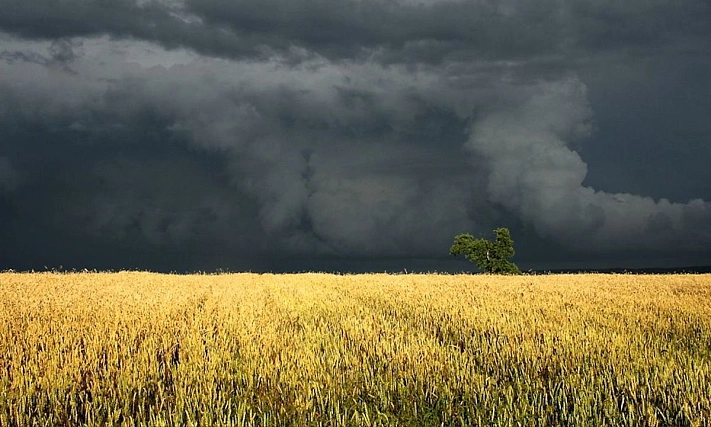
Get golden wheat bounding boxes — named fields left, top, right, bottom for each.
left=0, top=272, right=709, bottom=426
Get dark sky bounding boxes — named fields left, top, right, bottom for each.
left=1, top=0, right=710, bottom=272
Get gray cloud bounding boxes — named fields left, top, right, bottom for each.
left=467, top=77, right=711, bottom=252
left=0, top=49, right=487, bottom=263
left=0, top=0, right=710, bottom=271
left=2, top=0, right=708, bottom=64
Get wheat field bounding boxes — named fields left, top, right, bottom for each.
left=0, top=272, right=709, bottom=426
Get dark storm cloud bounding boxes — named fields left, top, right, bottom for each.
left=2, top=0, right=558, bottom=62
left=0, top=0, right=275, bottom=60
left=0, top=53, right=489, bottom=267
left=1, top=0, right=710, bottom=271
left=465, top=77, right=711, bottom=253
left=4, top=0, right=708, bottom=63
left=184, top=0, right=569, bottom=62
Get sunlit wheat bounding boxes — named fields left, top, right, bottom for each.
left=0, top=272, right=709, bottom=426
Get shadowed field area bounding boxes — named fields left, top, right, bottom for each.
left=1, top=272, right=710, bottom=426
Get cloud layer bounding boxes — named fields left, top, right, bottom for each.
left=1, top=0, right=710, bottom=271
left=467, top=77, right=710, bottom=252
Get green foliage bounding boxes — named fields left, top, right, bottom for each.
left=450, top=227, right=521, bottom=274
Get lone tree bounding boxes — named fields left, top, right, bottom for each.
left=450, top=227, right=521, bottom=274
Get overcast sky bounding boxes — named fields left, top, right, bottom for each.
left=1, top=0, right=710, bottom=272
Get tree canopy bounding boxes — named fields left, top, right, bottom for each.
left=450, top=228, right=521, bottom=274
